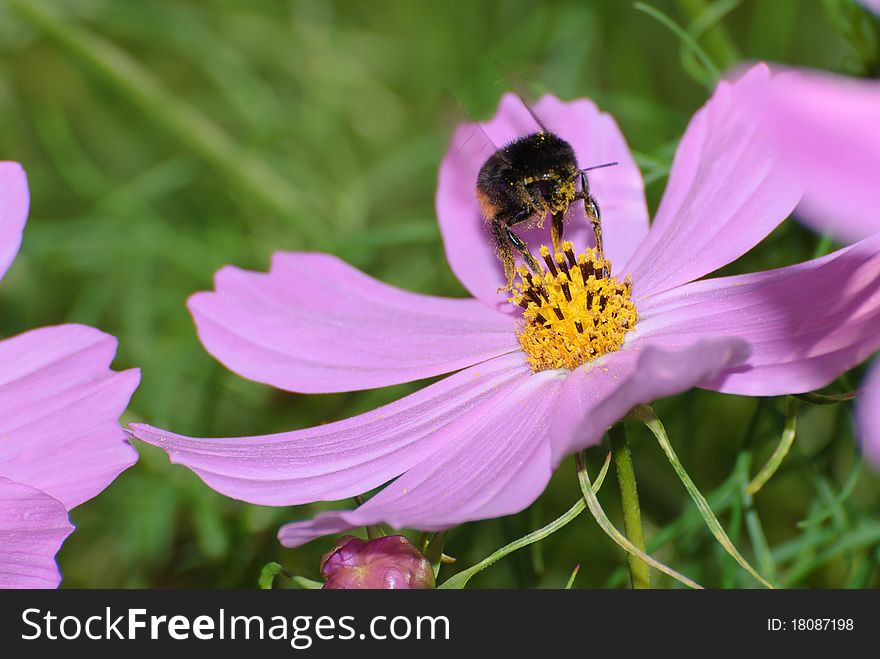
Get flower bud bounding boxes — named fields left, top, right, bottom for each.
left=320, top=535, right=435, bottom=589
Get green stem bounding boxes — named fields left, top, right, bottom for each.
left=609, top=423, right=652, bottom=589
left=575, top=452, right=702, bottom=589
left=628, top=405, right=775, bottom=588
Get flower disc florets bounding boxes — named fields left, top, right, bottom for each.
left=512, top=241, right=637, bottom=372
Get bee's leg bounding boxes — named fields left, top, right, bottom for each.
left=580, top=171, right=604, bottom=261
left=491, top=219, right=517, bottom=291
left=551, top=211, right=565, bottom=253
left=500, top=209, right=542, bottom=281
left=505, top=224, right=541, bottom=275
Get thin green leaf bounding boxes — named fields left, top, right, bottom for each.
left=794, top=390, right=859, bottom=405
left=738, top=454, right=777, bottom=580
left=782, top=521, right=880, bottom=586
left=423, top=530, right=447, bottom=580
left=633, top=2, right=720, bottom=82
left=258, top=563, right=323, bottom=590
left=258, top=562, right=285, bottom=589
left=679, top=0, right=741, bottom=66
left=720, top=470, right=744, bottom=588
left=627, top=404, right=775, bottom=588
left=687, top=0, right=741, bottom=42
left=575, top=452, right=703, bottom=589
left=439, top=452, right=613, bottom=589
left=746, top=398, right=798, bottom=495
left=564, top=565, right=581, bottom=590
left=798, top=455, right=863, bottom=528
left=593, top=449, right=613, bottom=493
left=438, top=499, right=587, bottom=589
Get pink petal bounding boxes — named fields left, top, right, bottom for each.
left=278, top=366, right=568, bottom=547
left=0, top=478, right=73, bottom=589
left=750, top=68, right=880, bottom=243
left=436, top=93, right=649, bottom=311
left=549, top=338, right=751, bottom=461
left=638, top=234, right=880, bottom=396
left=0, top=324, right=140, bottom=510
left=0, top=162, right=29, bottom=282
left=278, top=339, right=748, bottom=547
left=623, top=64, right=803, bottom=298
left=857, top=360, right=880, bottom=469
left=860, top=0, right=880, bottom=14
left=189, top=252, right=518, bottom=393
left=129, top=353, right=535, bottom=507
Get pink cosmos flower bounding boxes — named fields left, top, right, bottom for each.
left=743, top=67, right=880, bottom=467
left=0, top=163, right=140, bottom=588
left=129, top=64, right=880, bottom=548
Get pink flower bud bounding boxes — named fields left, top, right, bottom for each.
left=320, top=535, right=435, bottom=589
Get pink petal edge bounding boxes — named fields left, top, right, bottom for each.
left=857, top=360, right=880, bottom=469
left=638, top=233, right=880, bottom=396
left=0, top=324, right=140, bottom=510
left=277, top=337, right=749, bottom=547
left=189, top=251, right=519, bottom=393
left=747, top=67, right=880, bottom=244
left=278, top=365, right=568, bottom=547
left=550, top=336, right=751, bottom=461
left=624, top=63, right=803, bottom=298
left=129, top=353, right=535, bottom=507
left=0, top=162, right=29, bottom=283
left=0, top=477, right=73, bottom=589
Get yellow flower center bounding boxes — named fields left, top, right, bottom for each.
left=512, top=241, right=638, bottom=372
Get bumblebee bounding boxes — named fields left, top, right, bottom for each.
left=476, top=130, right=611, bottom=290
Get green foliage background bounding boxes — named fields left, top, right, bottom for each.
left=0, top=0, right=878, bottom=588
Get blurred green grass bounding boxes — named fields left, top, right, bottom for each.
left=0, top=0, right=878, bottom=588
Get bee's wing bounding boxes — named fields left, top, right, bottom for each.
left=505, top=87, right=549, bottom=134
left=491, top=68, right=552, bottom=133
left=456, top=120, right=504, bottom=164
left=446, top=94, right=509, bottom=168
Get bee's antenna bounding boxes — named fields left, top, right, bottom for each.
left=580, top=161, right=619, bottom=173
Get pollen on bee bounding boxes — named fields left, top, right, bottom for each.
left=510, top=241, right=637, bottom=372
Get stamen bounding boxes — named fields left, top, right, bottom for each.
left=560, top=279, right=572, bottom=302
left=563, top=241, right=577, bottom=268
left=540, top=246, right=558, bottom=277
left=577, top=254, right=591, bottom=284
left=510, top=244, right=638, bottom=372
left=525, top=288, right=543, bottom=306
left=555, top=253, right=572, bottom=281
